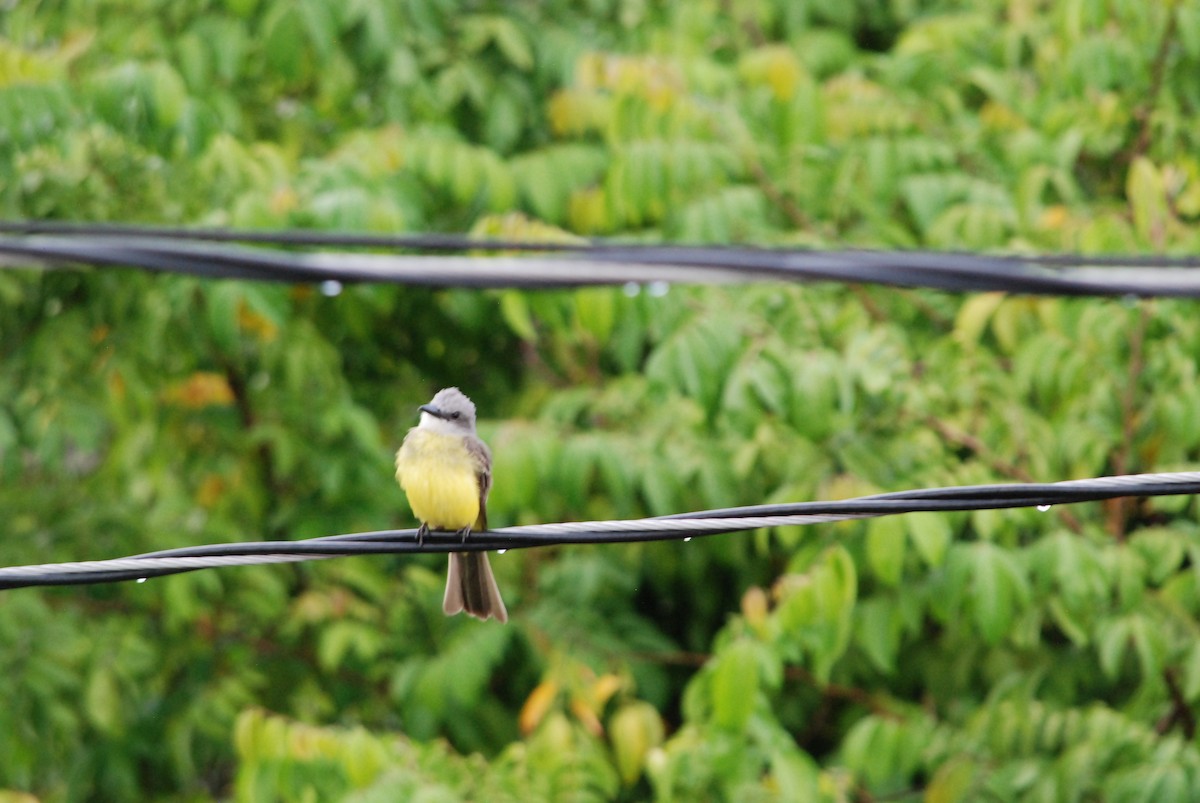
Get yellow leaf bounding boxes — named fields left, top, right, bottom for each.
left=609, top=701, right=665, bottom=785
left=1038, top=204, right=1068, bottom=230
left=269, top=186, right=298, bottom=215
left=195, top=474, right=227, bottom=507
left=519, top=679, right=560, bottom=735
left=288, top=722, right=322, bottom=760
left=925, top=757, right=978, bottom=803
left=0, top=791, right=41, bottom=803
left=233, top=709, right=264, bottom=759
left=165, top=372, right=235, bottom=409
left=589, top=673, right=623, bottom=709
left=108, top=369, right=126, bottom=401
left=469, top=211, right=581, bottom=246
left=741, top=586, right=769, bottom=629
left=570, top=695, right=604, bottom=737
left=952, top=292, right=1005, bottom=349
left=237, top=300, right=278, bottom=342
left=979, top=101, right=1023, bottom=132
left=739, top=46, right=805, bottom=100
left=568, top=186, right=609, bottom=233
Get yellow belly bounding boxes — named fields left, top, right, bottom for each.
left=395, top=430, right=480, bottom=530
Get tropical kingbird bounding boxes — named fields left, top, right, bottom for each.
left=395, top=387, right=508, bottom=623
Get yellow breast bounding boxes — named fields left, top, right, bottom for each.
left=395, top=430, right=480, bottom=530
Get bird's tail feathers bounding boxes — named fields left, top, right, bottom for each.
left=443, top=551, right=507, bottom=623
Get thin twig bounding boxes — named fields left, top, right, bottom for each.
left=1130, top=10, right=1178, bottom=161
left=633, top=649, right=901, bottom=718
left=720, top=0, right=767, bottom=47
left=1157, top=666, right=1196, bottom=738
left=850, top=285, right=889, bottom=323
left=1109, top=303, right=1150, bottom=540
left=745, top=156, right=809, bottom=230
left=923, top=416, right=1084, bottom=534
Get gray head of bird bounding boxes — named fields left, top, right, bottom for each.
left=418, top=387, right=478, bottom=433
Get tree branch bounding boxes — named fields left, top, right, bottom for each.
left=633, top=649, right=902, bottom=719
left=1108, top=303, right=1150, bottom=540
left=923, top=415, right=1084, bottom=534
left=1157, top=666, right=1195, bottom=739
left=1129, top=10, right=1178, bottom=161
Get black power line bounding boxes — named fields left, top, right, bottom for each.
left=2, top=471, right=1196, bottom=590
left=2, top=223, right=1200, bottom=295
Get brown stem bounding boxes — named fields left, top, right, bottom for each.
left=746, top=157, right=809, bottom=230
left=902, top=291, right=953, bottom=329
left=923, top=416, right=1085, bottom=534
left=224, top=363, right=284, bottom=537
left=1109, top=303, right=1150, bottom=540
left=850, top=286, right=888, bottom=323
left=1130, top=10, right=1178, bottom=161
left=632, top=649, right=901, bottom=718
left=720, top=0, right=767, bottom=46
left=1157, top=666, right=1195, bottom=739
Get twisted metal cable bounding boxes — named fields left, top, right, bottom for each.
left=2, top=471, right=1197, bottom=590
left=4, top=226, right=1200, bottom=295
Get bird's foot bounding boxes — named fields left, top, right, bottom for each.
left=417, top=523, right=430, bottom=546
left=454, top=525, right=472, bottom=543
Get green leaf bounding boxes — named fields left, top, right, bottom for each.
left=263, top=4, right=309, bottom=82
left=1128, top=615, right=1166, bottom=684
left=856, top=597, right=901, bottom=673
left=499, top=291, right=537, bottom=341
left=906, top=511, right=951, bottom=567
left=1182, top=641, right=1200, bottom=699
left=574, top=287, right=616, bottom=343
left=204, top=284, right=241, bottom=352
left=609, top=701, right=664, bottom=785
left=952, top=292, right=1005, bottom=349
left=712, top=639, right=759, bottom=731
left=925, top=756, right=979, bottom=803
left=1127, top=157, right=1169, bottom=247
left=1180, top=6, right=1200, bottom=58
left=489, top=17, right=533, bottom=70
left=866, top=514, right=906, bottom=586
left=297, top=0, right=338, bottom=62
left=85, top=667, right=122, bottom=734
left=969, top=543, right=1028, bottom=645
left=1097, top=617, right=1132, bottom=679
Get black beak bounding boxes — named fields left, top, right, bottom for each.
left=419, top=403, right=445, bottom=418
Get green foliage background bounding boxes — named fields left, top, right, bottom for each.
left=4, top=0, right=1200, bottom=800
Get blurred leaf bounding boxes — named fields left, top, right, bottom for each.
left=574, top=287, right=616, bottom=343
left=925, top=756, right=979, bottom=803
left=1127, top=157, right=1170, bottom=248
left=84, top=667, right=121, bottom=734
left=866, top=515, right=906, bottom=586
left=712, top=639, right=759, bottom=731
left=906, top=512, right=951, bottom=568
left=498, top=291, right=537, bottom=341
left=609, top=701, right=664, bottom=785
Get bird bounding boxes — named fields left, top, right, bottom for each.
left=394, top=387, right=508, bottom=622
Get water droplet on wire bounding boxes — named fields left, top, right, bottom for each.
left=497, top=549, right=507, bottom=555
left=648, top=281, right=670, bottom=297
left=136, top=577, right=147, bottom=583
left=684, top=537, right=692, bottom=542
left=623, top=282, right=641, bottom=297
left=320, top=280, right=343, bottom=297
left=1037, top=504, right=1051, bottom=512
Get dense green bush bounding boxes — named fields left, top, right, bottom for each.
left=3, top=0, right=1200, bottom=800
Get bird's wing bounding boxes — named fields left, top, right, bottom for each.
left=466, top=435, right=493, bottom=531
